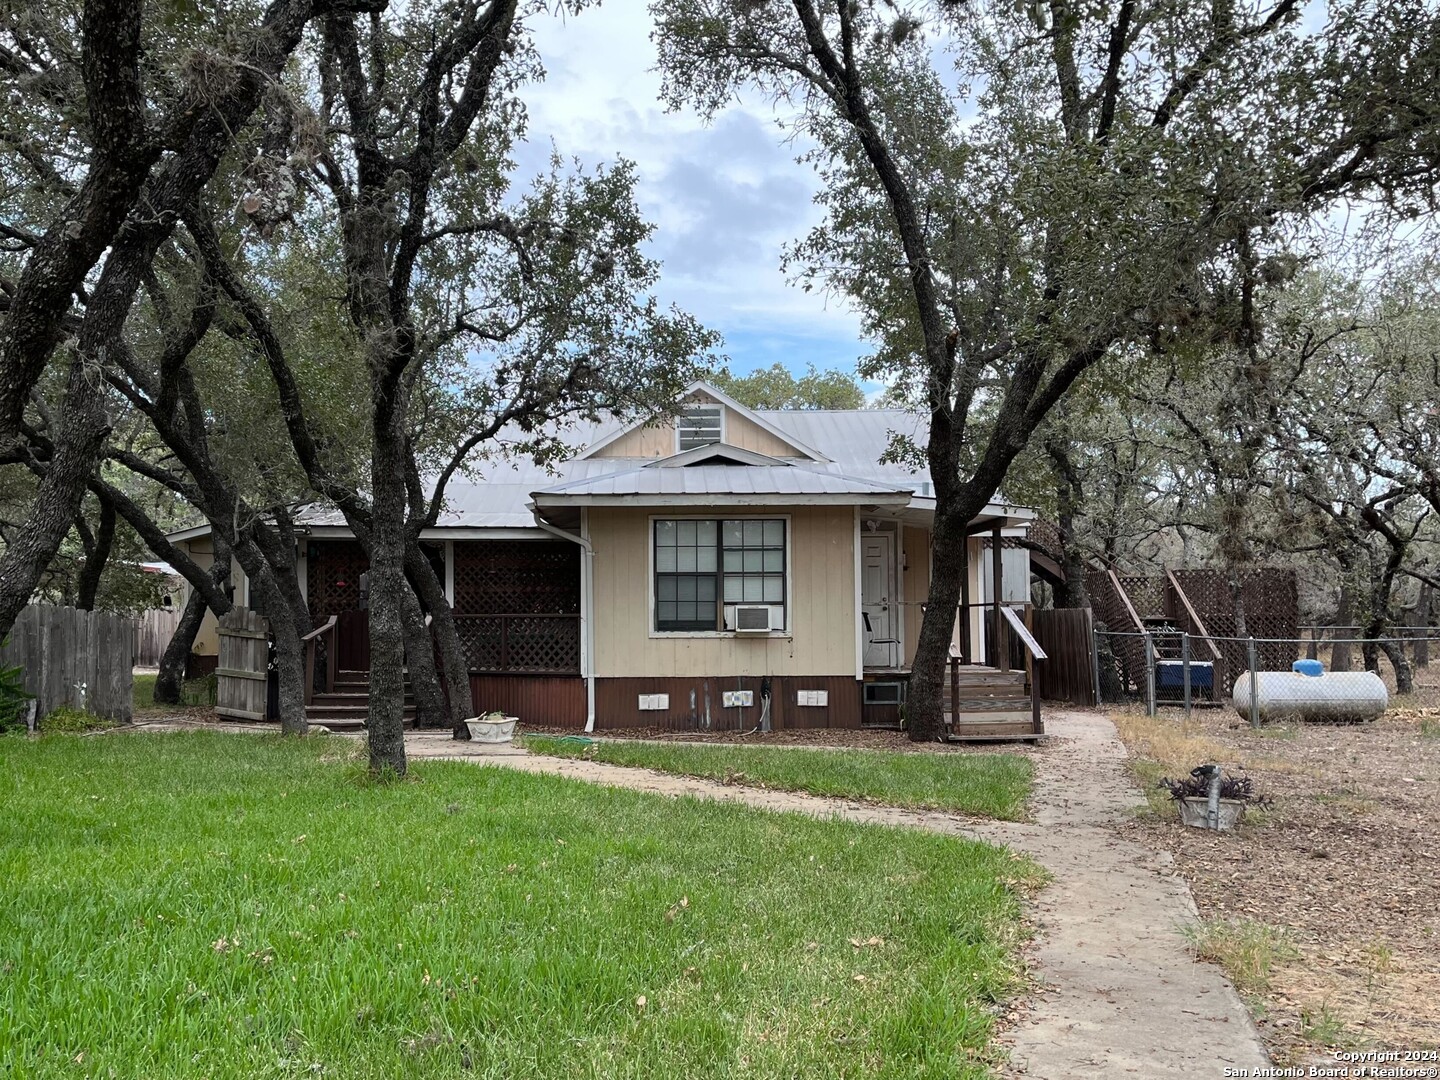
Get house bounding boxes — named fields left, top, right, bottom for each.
left=170, top=382, right=1043, bottom=737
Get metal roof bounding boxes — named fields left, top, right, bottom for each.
left=532, top=463, right=912, bottom=503
left=229, top=406, right=1024, bottom=535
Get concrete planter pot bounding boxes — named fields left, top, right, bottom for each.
left=1177, top=797, right=1247, bottom=831
left=465, top=716, right=518, bottom=744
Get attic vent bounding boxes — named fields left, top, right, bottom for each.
left=678, top=405, right=723, bottom=451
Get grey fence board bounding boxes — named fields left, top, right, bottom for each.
left=134, top=608, right=181, bottom=667
left=216, top=607, right=270, bottom=721
left=0, top=604, right=133, bottom=723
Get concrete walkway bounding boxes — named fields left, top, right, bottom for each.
left=410, top=713, right=1269, bottom=1078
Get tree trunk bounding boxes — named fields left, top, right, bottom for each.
left=75, top=497, right=117, bottom=610
left=1228, top=572, right=1249, bottom=640
left=0, top=359, right=110, bottom=637
left=404, top=540, right=475, bottom=737
left=232, top=539, right=307, bottom=735
left=908, top=510, right=969, bottom=742
left=1413, top=584, right=1431, bottom=670
left=1331, top=587, right=1355, bottom=672
left=398, top=578, right=448, bottom=729
left=155, top=536, right=233, bottom=704
left=1046, top=435, right=1090, bottom=609
left=365, top=380, right=410, bottom=775
left=1378, top=637, right=1413, bottom=695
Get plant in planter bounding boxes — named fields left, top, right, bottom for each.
left=465, top=711, right=519, bottom=744
left=1158, top=766, right=1270, bottom=831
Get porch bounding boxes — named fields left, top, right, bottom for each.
left=299, top=538, right=585, bottom=729
left=858, top=510, right=1046, bottom=740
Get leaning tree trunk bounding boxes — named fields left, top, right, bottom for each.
left=365, top=379, right=410, bottom=775
left=154, top=536, right=233, bottom=704
left=404, top=540, right=475, bottom=739
left=1378, top=638, right=1413, bottom=695
left=397, top=577, right=448, bottom=729
left=0, top=360, right=110, bottom=637
left=75, top=497, right=117, bottom=610
left=908, top=509, right=969, bottom=742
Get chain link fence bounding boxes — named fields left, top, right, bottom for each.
left=1093, top=626, right=1440, bottom=721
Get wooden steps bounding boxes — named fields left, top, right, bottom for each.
left=306, top=670, right=415, bottom=732
left=943, top=665, right=1040, bottom=740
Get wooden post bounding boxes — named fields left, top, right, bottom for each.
left=949, top=654, right=959, bottom=731
left=959, top=539, right=971, bottom=664
left=991, top=525, right=1006, bottom=672
left=1181, top=632, right=1192, bottom=721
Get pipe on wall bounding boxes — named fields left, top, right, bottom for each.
left=530, top=508, right=596, bottom=732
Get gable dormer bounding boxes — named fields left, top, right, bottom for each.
left=581, top=383, right=826, bottom=461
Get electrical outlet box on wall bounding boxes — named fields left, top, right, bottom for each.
left=638, top=694, right=670, bottom=711
left=721, top=690, right=754, bottom=708
left=796, top=690, right=829, bottom=707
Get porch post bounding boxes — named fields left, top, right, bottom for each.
left=991, top=524, right=1007, bottom=672
left=959, top=535, right=971, bottom=664
left=443, top=540, right=455, bottom=605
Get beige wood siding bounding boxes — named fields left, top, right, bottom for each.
left=179, top=538, right=246, bottom=657
left=589, top=505, right=857, bottom=678
left=591, top=392, right=809, bottom=459
left=590, top=422, right=674, bottom=458
left=723, top=410, right=806, bottom=457
left=901, top=525, right=930, bottom=667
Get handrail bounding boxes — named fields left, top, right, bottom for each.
left=301, top=615, right=338, bottom=643
left=1164, top=570, right=1223, bottom=662
left=1107, top=569, right=1147, bottom=635
left=999, top=604, right=1046, bottom=660
left=302, top=615, right=338, bottom=707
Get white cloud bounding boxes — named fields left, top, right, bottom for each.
left=518, top=0, right=866, bottom=373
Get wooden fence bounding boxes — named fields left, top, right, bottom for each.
left=0, top=604, right=133, bottom=723
left=216, top=607, right=271, bottom=721
left=134, top=607, right=181, bottom=667
left=1031, top=607, right=1098, bottom=706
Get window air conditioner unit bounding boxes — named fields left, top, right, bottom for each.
left=733, top=605, right=773, bottom=633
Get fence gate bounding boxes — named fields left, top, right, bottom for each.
left=216, top=607, right=271, bottom=721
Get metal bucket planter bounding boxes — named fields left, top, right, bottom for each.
left=1177, top=797, right=1247, bottom=831
left=466, top=715, right=518, bottom=743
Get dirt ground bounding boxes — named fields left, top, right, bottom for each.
left=1112, top=699, right=1440, bottom=1064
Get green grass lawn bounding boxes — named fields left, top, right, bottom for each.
left=132, top=671, right=218, bottom=711
left=523, top=737, right=1034, bottom=821
left=0, top=733, right=1038, bottom=1079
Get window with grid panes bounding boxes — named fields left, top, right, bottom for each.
left=653, top=518, right=786, bottom=632
left=677, top=405, right=722, bottom=450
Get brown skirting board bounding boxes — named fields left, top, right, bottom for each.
left=594, top=675, right=861, bottom=732
left=469, top=674, right=586, bottom=728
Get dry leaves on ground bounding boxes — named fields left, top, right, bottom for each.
left=1115, top=701, right=1440, bottom=1063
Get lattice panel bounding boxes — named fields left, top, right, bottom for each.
left=507, top=616, right=580, bottom=671
left=1088, top=571, right=1147, bottom=694
left=455, top=617, right=502, bottom=671
left=453, top=615, right=580, bottom=673
left=307, top=541, right=369, bottom=623
left=1118, top=575, right=1167, bottom=620
left=1170, top=568, right=1299, bottom=686
left=453, top=541, right=580, bottom=615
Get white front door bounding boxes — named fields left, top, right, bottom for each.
left=861, top=533, right=897, bottom=668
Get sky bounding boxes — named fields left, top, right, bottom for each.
left=514, top=0, right=870, bottom=383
